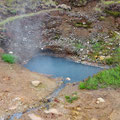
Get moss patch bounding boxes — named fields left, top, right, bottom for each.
left=79, top=66, right=120, bottom=90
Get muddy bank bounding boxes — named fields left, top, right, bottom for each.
left=0, top=57, right=60, bottom=119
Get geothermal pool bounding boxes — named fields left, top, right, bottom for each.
left=24, top=55, right=102, bottom=84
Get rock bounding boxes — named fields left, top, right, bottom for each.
left=31, top=80, right=42, bottom=87
left=28, top=113, right=43, bottom=120
left=44, top=108, right=59, bottom=114
left=99, top=56, right=105, bottom=60
left=9, top=51, right=13, bottom=54
left=76, top=107, right=81, bottom=111
left=58, top=4, right=71, bottom=11
left=66, top=77, right=71, bottom=81
left=96, top=97, right=105, bottom=104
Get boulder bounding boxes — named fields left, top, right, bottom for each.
left=58, top=4, right=71, bottom=10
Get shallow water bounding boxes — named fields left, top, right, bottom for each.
left=24, top=55, right=102, bottom=84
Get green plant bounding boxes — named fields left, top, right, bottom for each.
left=75, top=43, right=85, bottom=49
left=79, top=82, right=86, bottom=89
left=92, top=42, right=101, bottom=51
left=65, top=95, right=78, bottom=103
left=105, top=10, right=120, bottom=17
left=2, top=54, right=16, bottom=64
left=105, top=57, right=114, bottom=65
left=79, top=66, right=120, bottom=90
left=98, top=16, right=105, bottom=21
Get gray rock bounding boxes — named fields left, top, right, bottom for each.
left=58, top=4, right=71, bottom=11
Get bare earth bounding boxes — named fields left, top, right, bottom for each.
left=0, top=57, right=58, bottom=118
left=20, top=84, right=120, bottom=120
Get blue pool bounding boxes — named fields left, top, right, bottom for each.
left=24, top=55, right=102, bottom=83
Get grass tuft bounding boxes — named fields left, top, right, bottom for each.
left=79, top=66, right=120, bottom=90
left=2, top=54, right=16, bottom=64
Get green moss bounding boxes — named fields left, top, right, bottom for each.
left=65, top=95, right=78, bottom=103
left=0, top=8, right=60, bottom=26
left=79, top=82, right=86, bottom=89
left=105, top=10, right=120, bottom=17
left=70, top=0, right=87, bottom=7
left=74, top=43, right=85, bottom=49
left=105, top=57, right=114, bottom=65
left=79, top=66, right=120, bottom=90
left=102, top=0, right=120, bottom=5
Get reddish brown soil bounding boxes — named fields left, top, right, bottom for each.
left=0, top=54, right=58, bottom=118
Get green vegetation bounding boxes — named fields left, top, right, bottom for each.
left=92, top=42, right=102, bottom=51
left=0, top=8, right=60, bottom=26
left=74, top=21, right=92, bottom=28
left=65, top=93, right=78, bottom=103
left=79, top=66, right=120, bottom=90
left=74, top=43, right=85, bottom=50
left=89, top=31, right=120, bottom=65
left=105, top=10, right=120, bottom=17
left=102, top=0, right=120, bottom=5
left=98, top=16, right=105, bottom=21
left=2, top=54, right=16, bottom=64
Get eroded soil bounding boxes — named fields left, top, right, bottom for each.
left=0, top=56, right=59, bottom=119
left=20, top=84, right=120, bottom=120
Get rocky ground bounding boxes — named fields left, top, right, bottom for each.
left=0, top=0, right=120, bottom=120
left=1, top=0, right=119, bottom=65
left=18, top=84, right=120, bottom=120
left=0, top=50, right=60, bottom=119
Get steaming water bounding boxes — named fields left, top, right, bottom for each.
left=24, top=55, right=102, bottom=83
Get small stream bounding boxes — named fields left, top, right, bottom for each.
left=9, top=55, right=102, bottom=120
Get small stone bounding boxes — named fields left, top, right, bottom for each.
left=96, top=101, right=100, bottom=104
left=76, top=107, right=81, bottom=111
left=80, top=49, right=83, bottom=51
left=41, top=48, right=44, bottom=50
left=58, top=4, right=71, bottom=10
left=31, top=81, right=42, bottom=87
left=28, top=113, right=43, bottom=120
left=83, top=22, right=86, bottom=25
left=9, top=51, right=13, bottom=54
left=44, top=108, right=59, bottom=114
left=66, top=77, right=71, bottom=81
left=96, top=97, right=105, bottom=104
